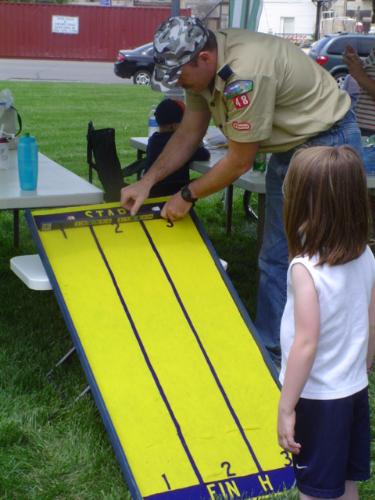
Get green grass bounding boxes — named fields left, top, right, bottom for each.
left=0, top=81, right=373, bottom=499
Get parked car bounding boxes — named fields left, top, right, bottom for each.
left=114, top=42, right=154, bottom=85
left=308, top=33, right=375, bottom=87
left=299, top=40, right=313, bottom=54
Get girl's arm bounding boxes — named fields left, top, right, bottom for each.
left=278, top=263, right=320, bottom=454
left=367, top=285, right=375, bottom=373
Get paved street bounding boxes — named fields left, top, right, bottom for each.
left=0, top=58, right=131, bottom=84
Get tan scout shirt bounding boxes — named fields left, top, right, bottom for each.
left=186, top=29, right=351, bottom=153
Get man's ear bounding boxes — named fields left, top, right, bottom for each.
left=198, top=51, right=213, bottom=64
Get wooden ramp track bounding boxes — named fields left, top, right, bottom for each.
left=27, top=201, right=294, bottom=500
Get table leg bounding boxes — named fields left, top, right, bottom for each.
left=257, top=194, right=265, bottom=254
left=225, top=185, right=233, bottom=235
left=243, top=191, right=258, bottom=222
left=13, top=209, right=19, bottom=248
left=46, top=346, right=76, bottom=378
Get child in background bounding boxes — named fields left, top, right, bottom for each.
left=278, top=146, right=375, bottom=499
left=145, top=98, right=210, bottom=197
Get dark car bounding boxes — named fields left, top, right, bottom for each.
left=114, top=42, right=154, bottom=85
left=309, top=33, right=375, bottom=87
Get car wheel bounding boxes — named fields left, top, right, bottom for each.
left=333, top=71, right=348, bottom=89
left=133, top=70, right=151, bottom=85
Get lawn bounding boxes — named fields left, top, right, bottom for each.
left=0, top=81, right=373, bottom=499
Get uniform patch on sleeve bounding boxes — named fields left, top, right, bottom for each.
left=224, top=80, right=254, bottom=99
left=232, top=121, right=251, bottom=131
left=232, top=94, right=250, bottom=109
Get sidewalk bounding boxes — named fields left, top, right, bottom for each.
left=0, top=58, right=131, bottom=84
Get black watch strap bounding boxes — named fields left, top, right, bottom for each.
left=180, top=185, right=198, bottom=204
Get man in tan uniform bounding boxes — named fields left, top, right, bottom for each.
left=121, top=16, right=362, bottom=366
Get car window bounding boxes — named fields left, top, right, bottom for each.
left=357, top=38, right=375, bottom=56
left=310, top=37, right=331, bottom=53
left=327, top=37, right=359, bottom=55
left=145, top=47, right=154, bottom=56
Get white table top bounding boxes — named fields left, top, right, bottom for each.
left=0, top=150, right=103, bottom=209
left=130, top=136, right=375, bottom=192
left=191, top=148, right=266, bottom=194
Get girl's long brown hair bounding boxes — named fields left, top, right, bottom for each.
left=283, top=146, right=369, bottom=266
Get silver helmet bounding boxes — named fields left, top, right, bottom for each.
left=152, top=16, right=209, bottom=89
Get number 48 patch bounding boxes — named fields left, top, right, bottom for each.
left=232, top=94, right=250, bottom=110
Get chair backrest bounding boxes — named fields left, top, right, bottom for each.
left=86, top=121, right=124, bottom=202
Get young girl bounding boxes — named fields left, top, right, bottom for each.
left=278, top=146, right=375, bottom=500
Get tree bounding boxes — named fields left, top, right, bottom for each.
left=312, top=0, right=324, bottom=40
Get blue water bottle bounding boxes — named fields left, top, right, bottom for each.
left=17, top=133, right=38, bottom=190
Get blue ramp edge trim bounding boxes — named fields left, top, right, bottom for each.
left=144, top=467, right=295, bottom=500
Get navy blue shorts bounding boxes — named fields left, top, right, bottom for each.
left=293, top=387, right=370, bottom=499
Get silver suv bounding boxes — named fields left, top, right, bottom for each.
left=309, top=33, right=375, bottom=86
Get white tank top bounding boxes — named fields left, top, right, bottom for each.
left=279, top=246, right=375, bottom=400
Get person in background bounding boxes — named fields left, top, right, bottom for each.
left=344, top=45, right=375, bottom=138
left=278, top=146, right=375, bottom=500
left=146, top=98, right=210, bottom=197
left=121, top=16, right=363, bottom=367
left=344, top=45, right=375, bottom=231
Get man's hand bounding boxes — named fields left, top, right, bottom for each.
left=277, top=407, right=301, bottom=455
left=120, top=180, right=151, bottom=215
left=344, top=44, right=356, bottom=56
left=161, top=191, right=192, bottom=222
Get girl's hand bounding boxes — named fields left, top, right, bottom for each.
left=277, top=407, right=301, bottom=455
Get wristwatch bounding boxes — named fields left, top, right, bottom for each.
left=180, top=185, right=198, bottom=204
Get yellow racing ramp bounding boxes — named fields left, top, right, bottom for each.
left=27, top=200, right=294, bottom=500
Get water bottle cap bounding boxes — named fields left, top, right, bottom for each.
left=20, top=132, right=36, bottom=143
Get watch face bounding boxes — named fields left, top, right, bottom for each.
left=181, top=186, right=196, bottom=203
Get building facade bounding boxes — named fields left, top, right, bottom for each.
left=258, top=0, right=316, bottom=39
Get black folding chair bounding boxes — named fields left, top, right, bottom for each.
left=86, top=121, right=146, bottom=202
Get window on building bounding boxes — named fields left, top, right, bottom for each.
left=281, top=17, right=295, bottom=34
